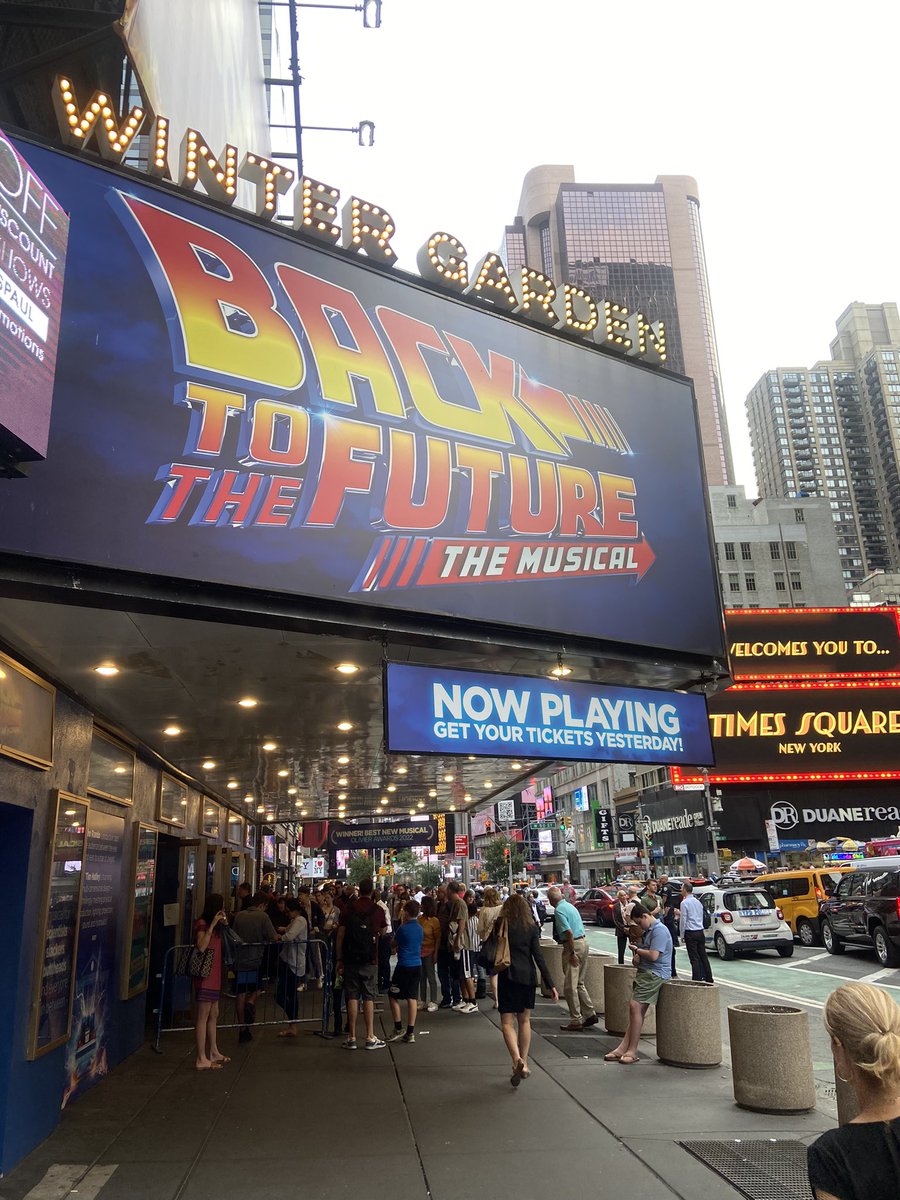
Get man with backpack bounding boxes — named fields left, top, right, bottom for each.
left=335, top=877, right=387, bottom=1050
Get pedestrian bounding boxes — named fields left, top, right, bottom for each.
left=677, top=882, right=713, bottom=983
left=547, top=886, right=598, bottom=1031
left=807, top=982, right=900, bottom=1200
left=335, top=877, right=387, bottom=1051
left=476, top=887, right=503, bottom=1008
left=387, top=900, right=424, bottom=1043
left=316, top=888, right=343, bottom=1035
left=604, top=904, right=672, bottom=1065
left=657, top=875, right=680, bottom=978
left=193, top=893, right=229, bottom=1071
left=276, top=898, right=308, bottom=1038
left=496, top=892, right=558, bottom=1086
left=418, top=895, right=441, bottom=1012
left=445, top=880, right=468, bottom=1010
left=611, top=889, right=630, bottom=965
left=529, top=890, right=547, bottom=926
left=233, top=881, right=252, bottom=914
left=231, top=892, right=279, bottom=1042
left=457, top=891, right=480, bottom=1012
left=641, top=878, right=660, bottom=914
left=374, top=888, right=393, bottom=993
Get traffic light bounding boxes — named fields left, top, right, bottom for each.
left=503, top=846, right=510, bottom=862
left=485, top=819, right=493, bottom=834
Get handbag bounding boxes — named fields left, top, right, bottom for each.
left=175, top=945, right=214, bottom=978
left=494, top=918, right=511, bottom=971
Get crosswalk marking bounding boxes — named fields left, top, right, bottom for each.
left=859, top=966, right=899, bottom=984
left=22, top=1165, right=117, bottom=1200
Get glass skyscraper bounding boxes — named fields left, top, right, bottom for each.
left=502, top=167, right=734, bottom=487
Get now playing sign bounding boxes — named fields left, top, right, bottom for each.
left=384, top=663, right=713, bottom=765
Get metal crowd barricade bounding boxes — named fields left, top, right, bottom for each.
left=152, top=937, right=334, bottom=1052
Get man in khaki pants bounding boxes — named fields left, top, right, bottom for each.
left=548, top=887, right=598, bottom=1031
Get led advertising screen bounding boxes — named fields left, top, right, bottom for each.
left=726, top=607, right=900, bottom=680
left=384, top=663, right=714, bottom=765
left=671, top=680, right=900, bottom=784
left=0, top=138, right=723, bottom=656
left=0, top=129, right=69, bottom=461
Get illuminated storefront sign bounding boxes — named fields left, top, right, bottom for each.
left=726, top=608, right=900, bottom=680
left=49, top=75, right=665, bottom=364
left=384, top=663, right=713, bottom=765
left=0, top=136, right=723, bottom=655
left=672, top=680, right=900, bottom=784
left=0, top=127, right=69, bottom=463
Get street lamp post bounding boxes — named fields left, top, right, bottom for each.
left=700, top=767, right=722, bottom=877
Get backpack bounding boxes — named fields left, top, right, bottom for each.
left=344, top=902, right=377, bottom=964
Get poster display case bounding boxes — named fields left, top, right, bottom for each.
left=0, top=650, right=55, bottom=770
left=87, top=728, right=135, bottom=805
left=121, top=823, right=158, bottom=999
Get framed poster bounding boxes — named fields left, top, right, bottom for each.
left=29, top=790, right=89, bottom=1058
left=157, top=773, right=187, bottom=827
left=225, top=811, right=243, bottom=846
left=121, top=824, right=157, bottom=1000
left=0, top=650, right=55, bottom=769
left=201, top=801, right=220, bottom=839
left=87, top=727, right=135, bottom=805
left=245, top=822, right=256, bottom=851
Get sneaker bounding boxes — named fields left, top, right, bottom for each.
left=426, top=1002, right=438, bottom=1013
left=365, top=1038, right=386, bottom=1051
left=385, top=1029, right=405, bottom=1043
left=401, top=1032, right=416, bottom=1044
left=438, top=999, right=453, bottom=1009
left=463, top=1002, right=478, bottom=1013
left=342, top=1039, right=358, bottom=1050
left=451, top=1001, right=468, bottom=1011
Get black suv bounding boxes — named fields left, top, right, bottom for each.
left=820, top=859, right=900, bottom=967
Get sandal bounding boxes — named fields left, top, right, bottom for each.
left=511, top=1059, right=526, bottom=1087
left=211, top=1055, right=231, bottom=1063
left=195, top=1062, right=223, bottom=1071
left=276, top=1030, right=297, bottom=1038
left=603, top=1051, right=624, bottom=1062
left=619, top=1054, right=639, bottom=1065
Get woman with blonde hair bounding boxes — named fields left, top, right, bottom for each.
left=476, top=887, right=504, bottom=1008
left=808, top=981, right=900, bottom=1199
left=495, top=892, right=557, bottom=1086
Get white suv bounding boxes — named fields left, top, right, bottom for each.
left=694, top=885, right=794, bottom=961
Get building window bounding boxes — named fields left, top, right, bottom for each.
left=745, top=573, right=756, bottom=592
left=724, top=542, right=736, bottom=560
left=790, top=572, right=802, bottom=591
left=785, top=541, right=798, bottom=559
left=769, top=541, right=781, bottom=560
left=728, top=573, right=740, bottom=592
left=794, top=507, right=805, bottom=523
left=774, top=572, right=786, bottom=591
left=740, top=542, right=752, bottom=560
left=726, top=494, right=737, bottom=509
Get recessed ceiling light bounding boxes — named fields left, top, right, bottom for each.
left=64, top=808, right=77, bottom=816
left=443, top=773, right=454, bottom=782
left=511, top=762, right=521, bottom=770
left=205, top=809, right=214, bottom=817
left=483, top=780, right=492, bottom=788
left=338, top=792, right=347, bottom=801
left=387, top=784, right=396, bottom=792
left=227, top=780, right=239, bottom=789
left=94, top=663, right=119, bottom=677
left=202, top=760, right=215, bottom=770
left=337, top=721, right=353, bottom=732
left=335, top=662, right=360, bottom=675
left=163, top=725, right=181, bottom=736
left=468, top=755, right=476, bottom=761
left=295, top=800, right=302, bottom=807
left=238, top=697, right=258, bottom=708
left=417, top=801, right=425, bottom=808
left=449, top=804, right=456, bottom=811
left=277, top=769, right=289, bottom=778
left=244, top=794, right=253, bottom=803
left=396, top=766, right=407, bottom=774
left=464, top=793, right=472, bottom=802
left=256, top=805, right=265, bottom=813
left=262, top=741, right=276, bottom=751
left=338, top=776, right=348, bottom=786
left=409, top=809, right=416, bottom=816
left=300, top=809, right=308, bottom=816
left=337, top=755, right=350, bottom=765
left=287, top=786, right=298, bottom=795
left=180, top=799, right=188, bottom=806
left=380, top=798, right=388, bottom=805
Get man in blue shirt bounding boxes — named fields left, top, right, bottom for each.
left=678, top=882, right=714, bottom=983
left=604, top=905, right=672, bottom=1065
left=548, top=887, right=599, bottom=1031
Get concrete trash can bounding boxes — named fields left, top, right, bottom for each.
left=727, top=1004, right=816, bottom=1113
left=584, top=953, right=613, bottom=1014
left=656, top=980, right=722, bottom=1069
left=539, top=940, right=564, bottom=994
left=603, top=963, right=656, bottom=1037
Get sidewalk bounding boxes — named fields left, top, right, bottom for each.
left=0, top=994, right=836, bottom=1200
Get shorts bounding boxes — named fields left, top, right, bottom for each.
left=389, top=964, right=421, bottom=1001
left=343, top=961, right=377, bottom=1002
left=460, top=948, right=475, bottom=978
left=234, top=968, right=260, bottom=994
left=632, top=969, right=665, bottom=1005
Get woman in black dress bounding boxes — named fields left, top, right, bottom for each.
left=808, top=981, right=900, bottom=1200
left=496, top=892, right=558, bottom=1086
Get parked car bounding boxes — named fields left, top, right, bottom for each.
left=574, top=886, right=617, bottom=926
left=694, top=885, right=794, bottom=961
left=755, top=867, right=854, bottom=946
left=820, top=858, right=900, bottom=967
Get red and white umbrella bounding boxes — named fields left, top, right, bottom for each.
left=733, top=856, right=766, bottom=872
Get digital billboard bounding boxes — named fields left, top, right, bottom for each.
left=0, top=137, right=723, bottom=656
left=0, top=129, right=69, bottom=462
left=726, top=607, right=900, bottom=680
left=671, top=680, right=900, bottom=784
left=384, top=663, right=714, bottom=765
